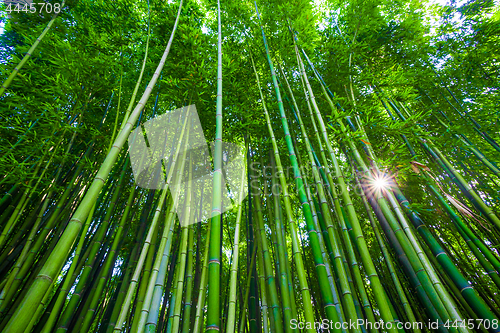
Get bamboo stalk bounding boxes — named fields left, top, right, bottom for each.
left=0, top=1, right=66, bottom=97
left=226, top=159, right=247, bottom=333
left=2, top=2, right=184, bottom=330
left=206, top=0, right=224, bottom=330
left=250, top=51, right=316, bottom=332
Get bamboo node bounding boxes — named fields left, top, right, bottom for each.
left=37, top=273, right=54, bottom=283
left=460, top=286, right=472, bottom=292
left=435, top=251, right=446, bottom=258
left=206, top=325, right=220, bottom=331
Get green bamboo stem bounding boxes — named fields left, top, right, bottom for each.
left=0, top=184, right=19, bottom=210
left=383, top=93, right=500, bottom=288
left=5, top=200, right=83, bottom=330
left=71, top=227, right=122, bottom=333
left=250, top=52, right=316, bottom=333
left=0, top=191, right=51, bottom=307
left=0, top=136, right=65, bottom=309
left=426, top=181, right=500, bottom=286
left=165, top=244, right=182, bottom=333
left=336, top=214, right=378, bottom=333
left=206, top=0, right=223, bottom=330
left=55, top=158, right=130, bottom=331
left=432, top=114, right=500, bottom=178
left=98, top=206, right=141, bottom=333
left=269, top=152, right=298, bottom=325
left=38, top=205, right=96, bottom=331
left=354, top=174, right=421, bottom=332
left=113, top=188, right=166, bottom=332
left=424, top=139, right=500, bottom=229
left=259, top=158, right=277, bottom=333
left=374, top=183, right=460, bottom=331
left=255, top=217, right=271, bottom=333
left=5, top=125, right=77, bottom=262
left=310, top=50, right=468, bottom=330
left=281, top=62, right=375, bottom=329
left=255, top=7, right=343, bottom=328
left=12, top=144, right=96, bottom=284
left=433, top=77, right=500, bottom=153
left=0, top=143, right=50, bottom=251
left=105, top=252, right=135, bottom=333
left=392, top=186, right=500, bottom=331
left=343, top=123, right=463, bottom=331
left=192, top=221, right=211, bottom=333
left=40, top=202, right=98, bottom=333
left=359, top=178, right=449, bottom=332
left=118, top=6, right=152, bottom=130
left=384, top=188, right=467, bottom=329
left=107, top=60, right=124, bottom=153
left=138, top=189, right=180, bottom=332
left=2, top=2, right=183, bottom=330
left=129, top=224, right=159, bottom=333
left=181, top=161, right=195, bottom=333
left=306, top=185, right=346, bottom=325
left=24, top=280, right=58, bottom=333
left=295, top=46, right=397, bottom=331
left=113, top=103, right=190, bottom=333
left=226, top=162, right=247, bottom=333
left=417, top=230, right=484, bottom=325
left=189, top=214, right=212, bottom=333
left=386, top=98, right=500, bottom=228
left=0, top=0, right=66, bottom=97
left=143, top=198, right=176, bottom=333
left=157, top=223, right=180, bottom=332
left=253, top=192, right=283, bottom=332
left=238, top=239, right=259, bottom=333
left=181, top=222, right=195, bottom=333
left=246, top=142, right=260, bottom=333
left=78, top=186, right=138, bottom=332
left=171, top=195, right=192, bottom=332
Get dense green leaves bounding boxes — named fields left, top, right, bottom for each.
left=0, top=0, right=499, bottom=331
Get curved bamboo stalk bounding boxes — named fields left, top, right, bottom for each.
left=0, top=0, right=66, bottom=97
left=113, top=104, right=190, bottom=332
left=2, top=2, right=183, bottom=330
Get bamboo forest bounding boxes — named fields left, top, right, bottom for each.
left=0, top=0, right=499, bottom=331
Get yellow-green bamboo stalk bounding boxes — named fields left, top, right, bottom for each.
left=113, top=105, right=190, bottom=332
left=0, top=0, right=66, bottom=97
left=2, top=3, right=183, bottom=330
left=250, top=52, right=316, bottom=333
left=295, top=46, right=398, bottom=331
left=226, top=162, right=247, bottom=333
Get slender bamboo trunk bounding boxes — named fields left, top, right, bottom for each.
left=295, top=44, right=398, bottom=331
left=250, top=51, right=316, bottom=333
left=2, top=2, right=183, bottom=330
left=226, top=161, right=247, bottom=333
left=0, top=1, right=66, bottom=97
left=206, top=0, right=223, bottom=330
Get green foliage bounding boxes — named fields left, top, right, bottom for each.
left=0, top=0, right=499, bottom=331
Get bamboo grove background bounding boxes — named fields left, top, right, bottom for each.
left=0, top=0, right=499, bottom=332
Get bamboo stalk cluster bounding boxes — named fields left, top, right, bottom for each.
left=0, top=0, right=499, bottom=332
